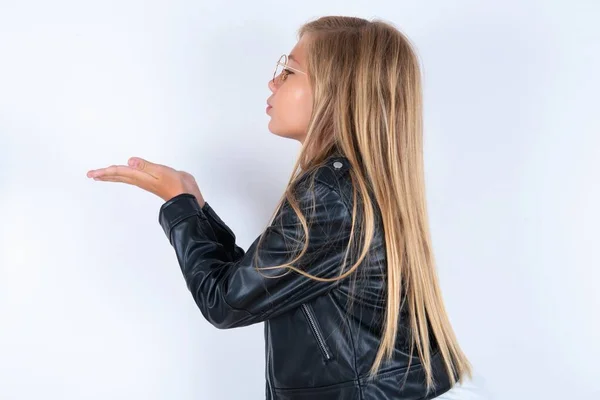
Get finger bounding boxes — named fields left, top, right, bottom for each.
left=89, top=165, right=155, bottom=187
left=93, top=173, right=162, bottom=197
left=94, top=175, right=136, bottom=185
left=87, top=165, right=118, bottom=179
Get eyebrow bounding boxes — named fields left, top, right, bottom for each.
left=288, top=54, right=300, bottom=64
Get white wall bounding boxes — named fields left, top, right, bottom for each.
left=1, top=1, right=598, bottom=399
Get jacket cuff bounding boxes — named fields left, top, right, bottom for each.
left=158, top=193, right=208, bottom=241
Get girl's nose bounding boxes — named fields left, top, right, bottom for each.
left=268, top=78, right=276, bottom=92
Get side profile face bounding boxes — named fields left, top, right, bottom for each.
left=266, top=34, right=313, bottom=143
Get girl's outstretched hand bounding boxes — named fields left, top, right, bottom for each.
left=87, top=157, right=206, bottom=205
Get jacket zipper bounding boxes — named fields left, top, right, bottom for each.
left=266, top=322, right=276, bottom=399
left=301, top=303, right=333, bottom=361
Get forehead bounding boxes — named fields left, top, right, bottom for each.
left=288, top=35, right=310, bottom=65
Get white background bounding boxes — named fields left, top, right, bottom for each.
left=1, top=1, right=598, bottom=399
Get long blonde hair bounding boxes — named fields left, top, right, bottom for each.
left=254, top=16, right=472, bottom=391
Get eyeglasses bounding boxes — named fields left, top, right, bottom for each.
left=272, top=54, right=306, bottom=84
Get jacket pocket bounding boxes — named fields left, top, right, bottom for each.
left=301, top=303, right=334, bottom=362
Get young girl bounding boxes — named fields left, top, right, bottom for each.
left=88, top=15, right=476, bottom=400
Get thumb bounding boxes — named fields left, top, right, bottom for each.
left=128, top=157, right=153, bottom=171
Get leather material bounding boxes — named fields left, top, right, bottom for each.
left=158, top=153, right=453, bottom=399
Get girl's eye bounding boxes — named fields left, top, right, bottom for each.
left=281, top=68, right=293, bottom=80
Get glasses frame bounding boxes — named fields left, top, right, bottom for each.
left=272, top=54, right=306, bottom=84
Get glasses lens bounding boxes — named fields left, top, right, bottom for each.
left=273, top=55, right=287, bottom=83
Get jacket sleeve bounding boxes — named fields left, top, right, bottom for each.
left=158, top=181, right=352, bottom=329
left=200, top=202, right=245, bottom=262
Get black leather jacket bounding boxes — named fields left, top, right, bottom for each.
left=158, top=154, right=454, bottom=399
